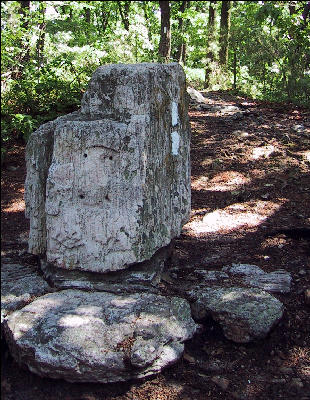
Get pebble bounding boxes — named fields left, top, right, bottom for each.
left=211, top=376, right=230, bottom=391
left=271, top=378, right=286, bottom=384
left=292, top=124, right=305, bottom=133
left=305, top=288, right=310, bottom=305
left=299, top=269, right=307, bottom=276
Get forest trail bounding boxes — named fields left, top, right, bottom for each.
left=1, top=91, right=310, bottom=400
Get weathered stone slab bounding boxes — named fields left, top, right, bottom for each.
left=3, top=290, right=198, bottom=383
left=25, top=112, right=81, bottom=255
left=40, top=243, right=172, bottom=294
left=1, top=263, right=51, bottom=325
left=25, top=63, right=191, bottom=273
left=222, top=264, right=292, bottom=293
left=190, top=287, right=284, bottom=343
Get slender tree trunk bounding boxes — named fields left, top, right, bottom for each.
left=118, top=1, right=130, bottom=31
left=219, top=0, right=231, bottom=67
left=100, top=3, right=111, bottom=34
left=233, top=46, right=237, bottom=90
left=204, top=0, right=217, bottom=88
left=84, top=8, right=91, bottom=23
left=176, top=1, right=188, bottom=64
left=14, top=0, right=30, bottom=78
left=302, top=1, right=310, bottom=26
left=158, top=1, right=171, bottom=63
left=36, top=2, right=46, bottom=68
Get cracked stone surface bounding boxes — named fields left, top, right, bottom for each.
left=190, top=286, right=284, bottom=343
left=3, top=290, right=198, bottom=383
left=25, top=63, right=191, bottom=273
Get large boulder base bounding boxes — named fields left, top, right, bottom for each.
left=190, top=287, right=284, bottom=343
left=3, top=290, right=198, bottom=383
left=25, top=63, right=191, bottom=273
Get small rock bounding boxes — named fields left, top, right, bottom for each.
left=292, top=124, right=305, bottom=133
left=299, top=269, right=307, bottom=276
left=271, top=378, right=286, bottom=384
left=187, top=87, right=207, bottom=104
left=190, top=287, right=284, bottom=343
left=232, top=130, right=249, bottom=138
left=211, top=376, right=230, bottom=391
left=304, top=288, right=310, bottom=305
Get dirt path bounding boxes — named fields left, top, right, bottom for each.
left=1, top=91, right=310, bottom=400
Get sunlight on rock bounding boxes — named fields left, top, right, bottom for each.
left=185, top=200, right=283, bottom=235
left=111, top=298, right=138, bottom=307
left=59, top=314, right=91, bottom=328
left=192, top=171, right=251, bottom=192
left=251, top=145, right=276, bottom=160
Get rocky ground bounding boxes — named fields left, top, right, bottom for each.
left=1, top=90, right=310, bottom=399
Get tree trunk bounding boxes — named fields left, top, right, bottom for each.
left=118, top=1, right=130, bottom=31
left=176, top=1, right=188, bottom=64
left=100, top=3, right=111, bottom=34
left=158, top=1, right=171, bottom=63
left=14, top=0, right=30, bottom=78
left=219, top=0, right=231, bottom=67
left=36, top=2, right=46, bottom=68
left=204, top=1, right=217, bottom=88
left=233, top=47, right=237, bottom=90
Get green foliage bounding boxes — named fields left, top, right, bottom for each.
left=229, top=1, right=310, bottom=105
left=1, top=0, right=309, bottom=158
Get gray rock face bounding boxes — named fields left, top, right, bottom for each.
left=190, top=287, right=284, bottom=343
left=1, top=263, right=51, bottom=325
left=3, top=290, right=198, bottom=383
left=222, top=264, right=292, bottom=293
left=25, top=63, right=191, bottom=273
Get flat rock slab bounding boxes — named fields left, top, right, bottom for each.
left=190, top=287, right=284, bottom=343
left=1, top=263, right=51, bottom=324
left=192, top=264, right=291, bottom=294
left=222, top=264, right=292, bottom=293
left=3, top=290, right=198, bottom=383
left=39, top=243, right=171, bottom=294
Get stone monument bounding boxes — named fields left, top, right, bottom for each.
left=25, top=63, right=191, bottom=275
left=1, top=63, right=198, bottom=383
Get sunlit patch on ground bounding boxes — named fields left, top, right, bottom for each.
left=251, top=145, right=276, bottom=160
left=185, top=200, right=285, bottom=235
left=192, top=171, right=251, bottom=192
left=287, top=346, right=310, bottom=377
left=3, top=199, right=25, bottom=213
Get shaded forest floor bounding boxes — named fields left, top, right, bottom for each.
left=1, top=91, right=310, bottom=399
